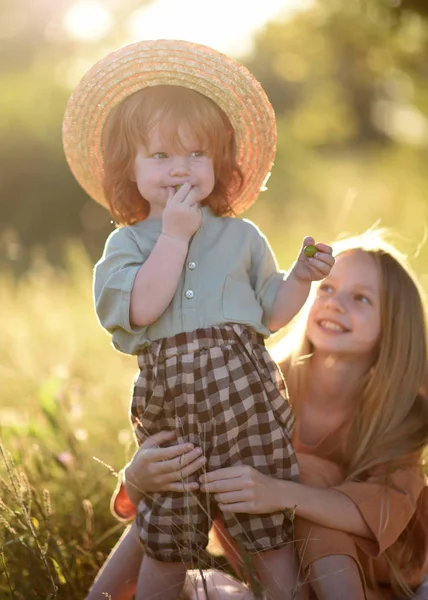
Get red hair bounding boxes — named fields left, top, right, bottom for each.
left=102, top=85, right=244, bottom=224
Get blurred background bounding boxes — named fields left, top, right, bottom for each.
left=1, top=0, right=428, bottom=597
left=2, top=0, right=428, bottom=272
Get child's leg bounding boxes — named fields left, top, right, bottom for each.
left=135, top=556, right=187, bottom=600
left=254, top=544, right=300, bottom=600
left=85, top=521, right=143, bottom=600
left=307, top=555, right=366, bottom=600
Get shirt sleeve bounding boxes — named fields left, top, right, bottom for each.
left=246, top=221, right=285, bottom=328
left=93, top=226, right=149, bottom=340
left=332, top=466, right=426, bottom=557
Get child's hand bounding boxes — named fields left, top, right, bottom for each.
left=293, top=236, right=335, bottom=282
left=162, top=183, right=203, bottom=242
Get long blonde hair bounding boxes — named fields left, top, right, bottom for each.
left=277, top=230, right=428, bottom=596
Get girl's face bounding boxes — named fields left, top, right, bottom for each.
left=133, top=121, right=215, bottom=218
left=306, top=250, right=382, bottom=359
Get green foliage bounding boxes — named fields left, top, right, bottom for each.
left=0, top=437, right=124, bottom=600
left=2, top=0, right=428, bottom=270
left=242, top=0, right=428, bottom=275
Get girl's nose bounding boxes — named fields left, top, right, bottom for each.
left=325, top=293, right=346, bottom=313
left=169, top=157, right=190, bottom=176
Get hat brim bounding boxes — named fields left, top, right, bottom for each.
left=62, top=39, right=276, bottom=215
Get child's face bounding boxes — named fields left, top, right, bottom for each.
left=133, top=122, right=215, bottom=218
left=306, top=250, right=382, bottom=360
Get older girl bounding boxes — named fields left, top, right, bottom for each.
left=201, top=231, right=428, bottom=599
left=107, top=231, right=428, bottom=600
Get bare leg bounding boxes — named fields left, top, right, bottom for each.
left=307, top=555, right=366, bottom=600
left=135, top=555, right=187, bottom=600
left=85, top=521, right=143, bottom=600
left=254, top=544, right=301, bottom=600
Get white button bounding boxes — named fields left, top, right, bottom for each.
left=185, top=290, right=194, bottom=299
left=188, top=261, right=196, bottom=270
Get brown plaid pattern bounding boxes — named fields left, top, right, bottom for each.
left=131, top=324, right=299, bottom=562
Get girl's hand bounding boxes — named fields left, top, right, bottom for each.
left=293, top=236, right=334, bottom=283
left=199, top=465, right=285, bottom=514
left=161, top=183, right=203, bottom=242
left=124, top=430, right=206, bottom=494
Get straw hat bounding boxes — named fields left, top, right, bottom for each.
left=63, top=39, right=276, bottom=215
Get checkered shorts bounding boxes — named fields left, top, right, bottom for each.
left=131, top=324, right=299, bottom=562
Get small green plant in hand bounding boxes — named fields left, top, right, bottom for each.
left=304, top=244, right=317, bottom=257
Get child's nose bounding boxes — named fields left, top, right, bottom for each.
left=169, top=157, right=190, bottom=176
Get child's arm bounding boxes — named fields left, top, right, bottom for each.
left=246, top=224, right=333, bottom=333
left=130, top=184, right=202, bottom=326
left=130, top=234, right=188, bottom=326
left=269, top=236, right=334, bottom=332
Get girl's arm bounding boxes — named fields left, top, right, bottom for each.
left=199, top=465, right=374, bottom=540
left=112, top=431, right=206, bottom=520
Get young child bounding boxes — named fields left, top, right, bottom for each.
left=63, top=39, right=334, bottom=600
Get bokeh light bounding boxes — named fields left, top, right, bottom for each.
left=127, top=0, right=313, bottom=56
left=63, top=1, right=112, bottom=41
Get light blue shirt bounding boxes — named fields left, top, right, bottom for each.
left=94, top=206, right=285, bottom=354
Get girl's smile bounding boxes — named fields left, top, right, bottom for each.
left=306, top=250, right=381, bottom=357
left=316, top=319, right=350, bottom=333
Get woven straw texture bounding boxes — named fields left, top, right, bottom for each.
left=62, top=39, right=277, bottom=215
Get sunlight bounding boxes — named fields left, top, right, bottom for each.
left=127, top=0, right=314, bottom=57
left=63, top=1, right=112, bottom=41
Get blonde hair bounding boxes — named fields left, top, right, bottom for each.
left=277, top=230, right=428, bottom=597
left=102, top=85, right=244, bottom=224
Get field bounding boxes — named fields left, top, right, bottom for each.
left=0, top=246, right=141, bottom=599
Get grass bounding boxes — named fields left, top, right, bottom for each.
left=0, top=245, right=137, bottom=598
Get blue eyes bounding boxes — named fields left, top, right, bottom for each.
left=318, top=285, right=371, bottom=305
left=151, top=150, right=205, bottom=159
left=355, top=294, right=370, bottom=304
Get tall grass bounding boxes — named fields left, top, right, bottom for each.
left=0, top=246, right=137, bottom=599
